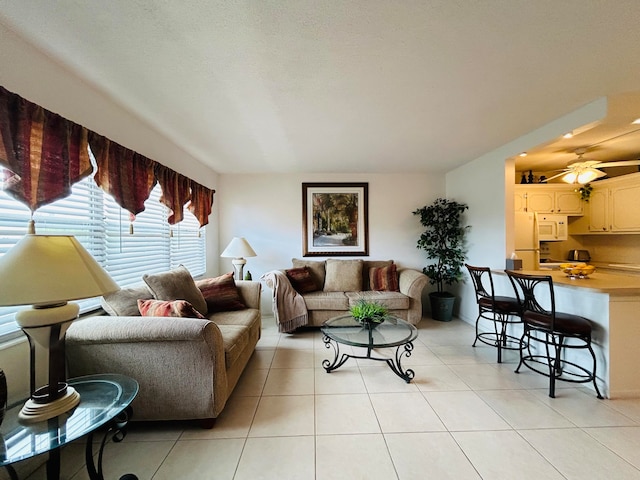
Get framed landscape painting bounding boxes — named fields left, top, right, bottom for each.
left=302, top=182, right=369, bottom=257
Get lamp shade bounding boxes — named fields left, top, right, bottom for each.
left=0, top=235, right=119, bottom=307
left=220, top=237, right=257, bottom=258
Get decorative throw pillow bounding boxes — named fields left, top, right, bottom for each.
left=369, top=263, right=400, bottom=292
left=195, top=272, right=247, bottom=313
left=137, top=299, right=206, bottom=318
left=143, top=265, right=208, bottom=316
left=285, top=266, right=319, bottom=293
left=362, top=260, right=394, bottom=290
left=323, top=259, right=363, bottom=292
left=101, top=285, right=153, bottom=316
left=291, top=258, right=326, bottom=290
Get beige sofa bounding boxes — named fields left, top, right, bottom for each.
left=66, top=267, right=261, bottom=426
left=265, top=259, right=428, bottom=329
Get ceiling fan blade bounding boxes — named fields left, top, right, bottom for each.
left=597, top=160, right=640, bottom=168
left=545, top=171, right=569, bottom=181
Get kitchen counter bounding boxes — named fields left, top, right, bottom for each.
left=503, top=269, right=640, bottom=296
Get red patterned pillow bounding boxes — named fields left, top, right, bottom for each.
left=369, top=264, right=400, bottom=292
left=196, top=273, right=246, bottom=313
left=285, top=266, right=319, bottom=293
left=137, top=299, right=206, bottom=318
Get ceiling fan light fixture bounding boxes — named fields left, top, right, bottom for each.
left=561, top=167, right=605, bottom=184
left=632, top=118, right=640, bottom=125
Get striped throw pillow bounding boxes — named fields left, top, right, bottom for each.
left=369, top=264, right=400, bottom=292
left=137, top=299, right=206, bottom=318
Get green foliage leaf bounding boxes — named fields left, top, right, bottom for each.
left=413, top=198, right=469, bottom=292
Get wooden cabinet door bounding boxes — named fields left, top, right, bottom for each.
left=610, top=182, right=640, bottom=231
left=588, top=188, right=609, bottom=232
left=527, top=191, right=555, bottom=213
left=514, top=190, right=526, bottom=212
left=555, top=190, right=583, bottom=215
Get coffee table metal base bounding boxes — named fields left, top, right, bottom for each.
left=322, top=334, right=415, bottom=383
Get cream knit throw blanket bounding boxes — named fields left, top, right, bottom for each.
left=261, top=270, right=309, bottom=333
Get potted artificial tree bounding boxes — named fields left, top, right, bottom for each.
left=413, top=198, right=469, bottom=321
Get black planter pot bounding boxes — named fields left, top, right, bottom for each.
left=429, top=291, right=456, bottom=322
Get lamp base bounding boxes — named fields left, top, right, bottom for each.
left=18, top=386, right=80, bottom=424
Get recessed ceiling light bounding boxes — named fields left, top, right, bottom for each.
left=563, top=132, right=573, bottom=139
left=519, top=152, right=527, bottom=157
left=632, top=118, right=640, bottom=125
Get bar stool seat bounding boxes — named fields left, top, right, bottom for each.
left=506, top=270, right=603, bottom=399
left=465, top=265, right=523, bottom=363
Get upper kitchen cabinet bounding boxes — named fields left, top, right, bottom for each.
left=570, top=172, right=640, bottom=234
left=514, top=184, right=583, bottom=215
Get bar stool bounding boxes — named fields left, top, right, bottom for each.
left=506, top=270, right=603, bottom=399
left=465, top=264, right=523, bottom=363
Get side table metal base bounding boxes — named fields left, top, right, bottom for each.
left=322, top=334, right=415, bottom=383
left=85, top=406, right=138, bottom=480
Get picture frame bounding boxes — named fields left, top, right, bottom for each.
left=302, top=182, right=369, bottom=257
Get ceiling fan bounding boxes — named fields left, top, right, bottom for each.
left=546, top=148, right=640, bottom=184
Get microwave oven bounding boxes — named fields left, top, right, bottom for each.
left=538, top=214, right=568, bottom=241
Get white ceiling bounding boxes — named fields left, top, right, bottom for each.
left=1, top=1, right=640, bottom=175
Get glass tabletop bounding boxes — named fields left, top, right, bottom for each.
left=322, top=314, right=417, bottom=348
left=0, top=373, right=138, bottom=466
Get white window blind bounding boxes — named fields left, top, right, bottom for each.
left=0, top=172, right=206, bottom=337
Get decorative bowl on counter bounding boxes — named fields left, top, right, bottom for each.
left=559, top=263, right=596, bottom=279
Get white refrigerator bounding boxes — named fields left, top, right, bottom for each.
left=514, top=212, right=540, bottom=270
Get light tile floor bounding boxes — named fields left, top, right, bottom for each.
left=23, top=316, right=640, bottom=479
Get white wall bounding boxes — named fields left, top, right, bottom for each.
left=446, top=98, right=608, bottom=324
left=217, top=173, right=445, bottom=311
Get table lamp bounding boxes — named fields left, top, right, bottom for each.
left=220, top=237, right=257, bottom=279
left=0, top=234, right=119, bottom=423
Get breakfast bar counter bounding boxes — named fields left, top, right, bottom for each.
left=515, top=269, right=640, bottom=296
left=493, top=269, right=640, bottom=399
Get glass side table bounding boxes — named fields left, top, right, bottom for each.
left=0, top=374, right=139, bottom=480
left=321, top=314, right=418, bottom=382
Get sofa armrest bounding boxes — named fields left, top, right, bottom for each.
left=236, top=280, right=261, bottom=309
left=398, top=268, right=429, bottom=325
left=66, top=315, right=228, bottom=420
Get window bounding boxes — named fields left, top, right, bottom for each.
left=0, top=173, right=206, bottom=337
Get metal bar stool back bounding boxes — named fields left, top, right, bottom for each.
left=506, top=270, right=603, bottom=399
left=465, top=264, right=522, bottom=363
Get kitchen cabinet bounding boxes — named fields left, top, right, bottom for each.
left=569, top=172, right=640, bottom=234
left=514, top=185, right=583, bottom=215
left=587, top=188, right=609, bottom=232
left=610, top=177, right=640, bottom=232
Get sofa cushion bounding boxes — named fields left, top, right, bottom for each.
left=137, top=299, right=206, bottom=318
left=101, top=285, right=153, bottom=316
left=209, top=308, right=261, bottom=328
left=143, top=265, right=208, bottom=316
left=196, top=273, right=246, bottom=313
left=369, top=263, right=400, bottom=292
left=302, top=291, right=349, bottom=310
left=323, top=259, right=363, bottom=292
left=346, top=291, right=410, bottom=310
left=285, top=266, right=319, bottom=293
left=217, top=324, right=251, bottom=367
left=291, top=258, right=326, bottom=289
left=362, top=260, right=394, bottom=290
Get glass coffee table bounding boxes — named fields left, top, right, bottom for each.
left=0, top=373, right=139, bottom=480
left=321, top=314, right=418, bottom=382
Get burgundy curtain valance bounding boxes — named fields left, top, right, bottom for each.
left=89, top=132, right=157, bottom=216
left=0, top=86, right=92, bottom=211
left=0, top=86, right=215, bottom=227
